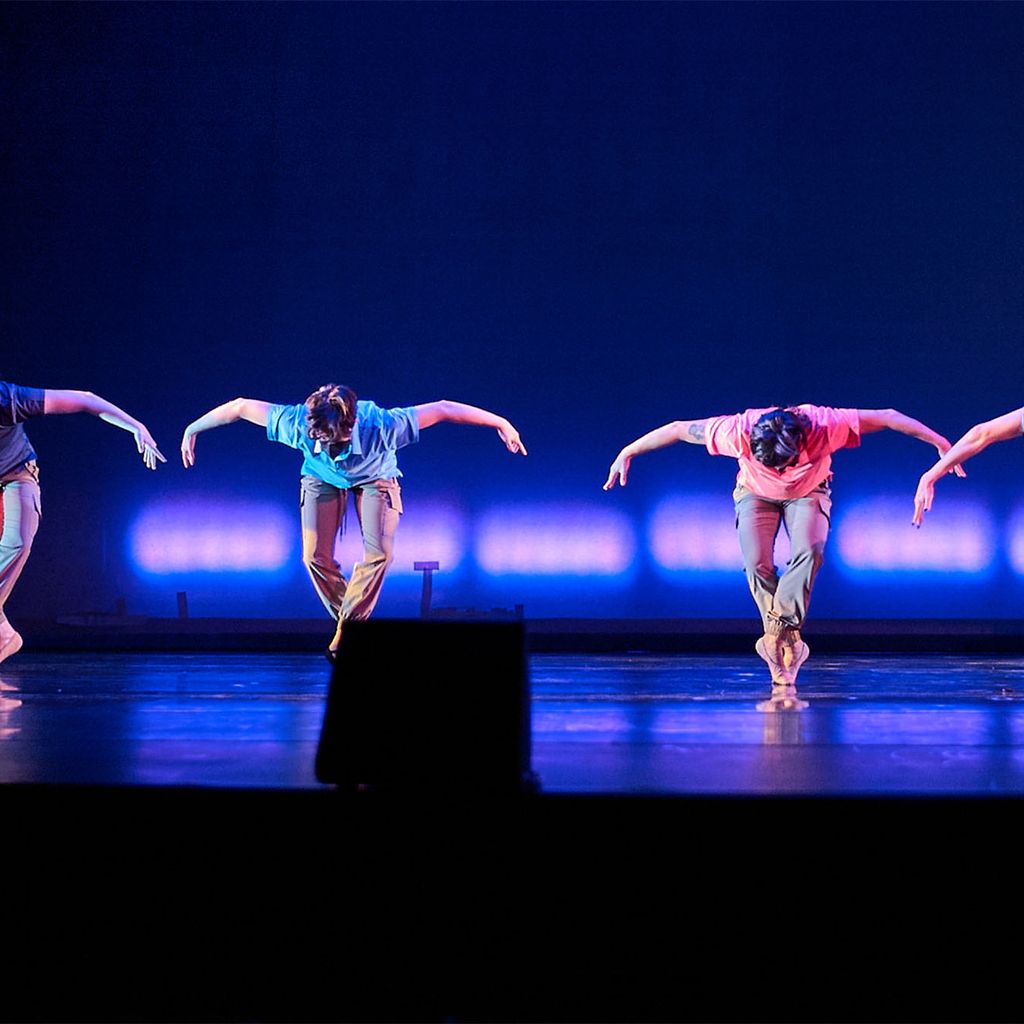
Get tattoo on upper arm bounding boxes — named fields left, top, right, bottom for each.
left=687, top=422, right=705, bottom=443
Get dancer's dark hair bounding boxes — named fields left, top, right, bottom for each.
left=305, top=383, right=358, bottom=443
left=749, top=408, right=811, bottom=469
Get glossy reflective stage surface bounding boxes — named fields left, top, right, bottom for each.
left=533, top=653, right=1024, bottom=794
left=3, top=650, right=1024, bottom=794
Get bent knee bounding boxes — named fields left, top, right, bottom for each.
left=744, top=558, right=777, bottom=579
left=791, top=542, right=826, bottom=566
left=303, top=553, right=338, bottom=573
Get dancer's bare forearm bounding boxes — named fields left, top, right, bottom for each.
left=603, top=419, right=707, bottom=489
left=181, top=398, right=271, bottom=467
left=43, top=389, right=165, bottom=469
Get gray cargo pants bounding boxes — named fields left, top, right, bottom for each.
left=300, top=474, right=402, bottom=624
left=0, top=461, right=41, bottom=632
left=734, top=482, right=831, bottom=636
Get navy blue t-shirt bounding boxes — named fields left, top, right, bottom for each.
left=0, top=381, right=46, bottom=476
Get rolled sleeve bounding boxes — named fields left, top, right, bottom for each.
left=266, top=403, right=306, bottom=449
left=831, top=408, right=862, bottom=450
left=703, top=414, right=745, bottom=458
left=1, top=383, right=45, bottom=426
left=378, top=406, right=420, bottom=450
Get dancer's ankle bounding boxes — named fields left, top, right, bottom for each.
left=328, top=620, right=344, bottom=652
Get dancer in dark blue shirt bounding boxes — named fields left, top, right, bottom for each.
left=0, top=381, right=165, bottom=665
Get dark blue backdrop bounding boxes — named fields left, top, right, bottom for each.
left=2, top=1, right=1022, bottom=621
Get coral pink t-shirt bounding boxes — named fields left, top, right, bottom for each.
left=704, top=405, right=861, bottom=500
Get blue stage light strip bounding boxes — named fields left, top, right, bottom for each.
left=647, top=492, right=789, bottom=572
left=1008, top=505, right=1024, bottom=576
left=130, top=497, right=294, bottom=575
left=834, top=497, right=996, bottom=574
left=474, top=504, right=636, bottom=577
left=129, top=493, right=1024, bottom=585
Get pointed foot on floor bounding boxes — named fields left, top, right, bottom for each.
left=0, top=630, right=23, bottom=667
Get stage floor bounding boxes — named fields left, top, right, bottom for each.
left=3, top=649, right=1024, bottom=795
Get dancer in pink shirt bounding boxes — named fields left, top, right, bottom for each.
left=605, top=405, right=962, bottom=710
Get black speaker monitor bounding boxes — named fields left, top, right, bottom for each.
left=315, top=618, right=535, bottom=792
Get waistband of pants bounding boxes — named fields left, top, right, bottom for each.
left=0, top=460, right=39, bottom=486
left=733, top=480, right=831, bottom=503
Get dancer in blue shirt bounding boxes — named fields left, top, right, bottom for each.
left=181, top=383, right=526, bottom=659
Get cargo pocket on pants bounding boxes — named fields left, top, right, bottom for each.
left=815, top=489, right=832, bottom=526
left=377, top=479, right=403, bottom=515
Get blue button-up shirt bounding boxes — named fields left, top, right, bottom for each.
left=266, top=399, right=420, bottom=488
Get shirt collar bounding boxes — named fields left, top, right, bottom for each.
left=312, top=418, right=362, bottom=460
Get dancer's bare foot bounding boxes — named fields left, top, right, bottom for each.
left=755, top=632, right=810, bottom=710
left=755, top=636, right=786, bottom=685
left=326, top=620, right=344, bottom=663
left=755, top=632, right=810, bottom=686
left=0, top=630, right=23, bottom=667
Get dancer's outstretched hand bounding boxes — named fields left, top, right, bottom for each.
left=181, top=429, right=198, bottom=468
left=933, top=438, right=968, bottom=479
left=914, top=443, right=967, bottom=527
left=498, top=422, right=528, bottom=455
left=133, top=424, right=166, bottom=470
left=603, top=451, right=631, bottom=489
left=912, top=474, right=934, bottom=527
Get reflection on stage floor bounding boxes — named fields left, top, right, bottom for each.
left=3, top=650, right=1024, bottom=795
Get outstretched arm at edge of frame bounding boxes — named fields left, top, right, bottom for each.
left=912, top=407, right=1023, bottom=527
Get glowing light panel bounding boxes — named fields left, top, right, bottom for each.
left=475, top=504, right=636, bottom=575
left=648, top=494, right=790, bottom=571
left=1008, top=506, right=1024, bottom=576
left=835, top=498, right=995, bottom=573
left=334, top=504, right=466, bottom=576
left=131, top=498, right=293, bottom=573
